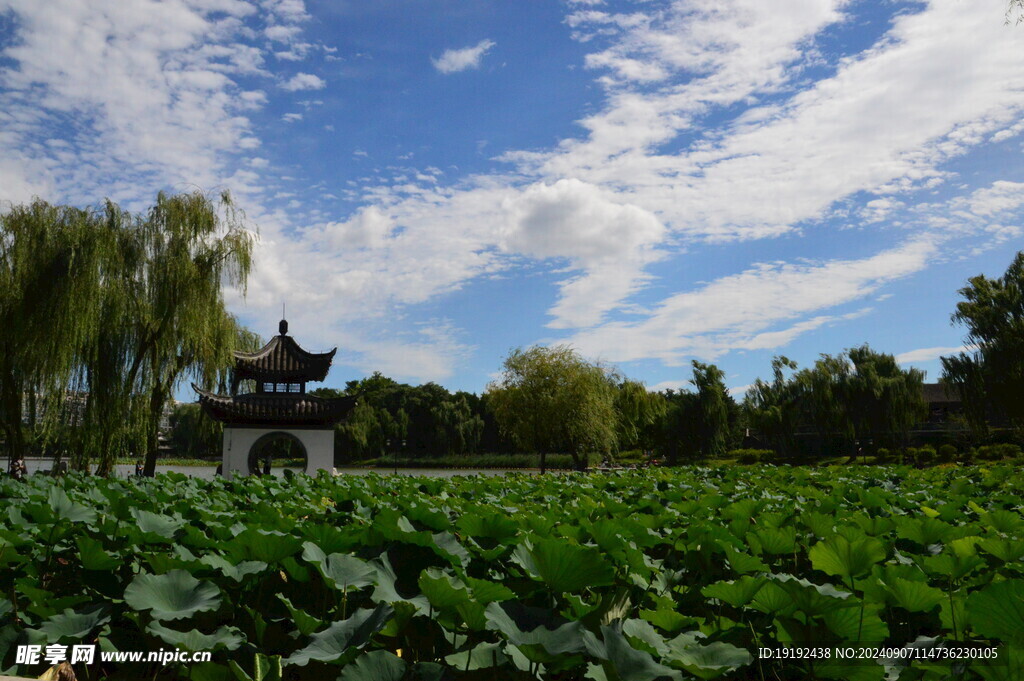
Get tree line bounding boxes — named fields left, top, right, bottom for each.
left=0, top=192, right=256, bottom=475
left=170, top=249, right=1024, bottom=468
left=6, top=187, right=1022, bottom=472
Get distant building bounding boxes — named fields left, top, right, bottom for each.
left=903, top=382, right=966, bottom=443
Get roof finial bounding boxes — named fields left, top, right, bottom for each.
left=279, top=302, right=288, bottom=336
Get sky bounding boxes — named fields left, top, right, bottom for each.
left=1, top=0, right=1023, bottom=397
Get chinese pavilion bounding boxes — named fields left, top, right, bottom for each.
left=193, top=319, right=357, bottom=478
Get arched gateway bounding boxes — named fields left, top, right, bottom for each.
left=193, top=319, right=356, bottom=478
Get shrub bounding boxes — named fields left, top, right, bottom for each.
left=615, top=449, right=646, bottom=465
left=977, top=445, right=1000, bottom=461
left=938, top=444, right=958, bottom=463
left=915, top=446, right=936, bottom=466
left=875, top=447, right=891, bottom=464
left=730, top=448, right=773, bottom=464
left=996, top=443, right=1022, bottom=459
left=976, top=443, right=1022, bottom=461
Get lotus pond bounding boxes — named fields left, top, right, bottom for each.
left=0, top=465, right=1022, bottom=680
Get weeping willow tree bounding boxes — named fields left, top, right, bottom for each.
left=0, top=202, right=111, bottom=467
left=690, top=361, right=733, bottom=459
left=613, top=379, right=666, bottom=453
left=794, top=354, right=855, bottom=458
left=941, top=251, right=1024, bottom=436
left=82, top=192, right=255, bottom=476
left=843, top=345, right=926, bottom=451
left=2, top=192, right=256, bottom=475
left=487, top=345, right=618, bottom=472
left=744, top=356, right=801, bottom=457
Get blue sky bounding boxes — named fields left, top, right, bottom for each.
left=2, top=0, right=1023, bottom=397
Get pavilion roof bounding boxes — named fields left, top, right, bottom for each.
left=194, top=385, right=356, bottom=426
left=233, top=327, right=336, bottom=383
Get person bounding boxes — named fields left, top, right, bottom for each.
left=215, top=462, right=223, bottom=476
left=263, top=456, right=271, bottom=476
left=134, top=460, right=144, bottom=477
left=10, top=457, right=27, bottom=481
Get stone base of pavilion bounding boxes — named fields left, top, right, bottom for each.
left=221, top=426, right=334, bottom=479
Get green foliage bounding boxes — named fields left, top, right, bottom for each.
left=743, top=356, right=801, bottom=456
left=744, top=346, right=926, bottom=460
left=977, top=443, right=1022, bottom=461
left=1, top=465, right=1022, bottom=679
left=0, top=201, right=112, bottom=464
left=0, top=192, right=255, bottom=476
left=124, top=570, right=221, bottom=620
left=942, top=251, right=1024, bottom=433
left=167, top=403, right=222, bottom=459
left=656, top=361, right=736, bottom=463
left=613, top=379, right=666, bottom=452
left=322, top=372, right=487, bottom=462
left=938, top=443, right=959, bottom=462
left=486, top=345, right=618, bottom=471
left=728, top=449, right=773, bottom=464
left=691, top=361, right=732, bottom=459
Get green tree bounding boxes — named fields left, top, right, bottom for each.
left=432, top=396, right=484, bottom=456
left=656, top=389, right=699, bottom=463
left=655, top=362, right=734, bottom=462
left=793, top=354, right=852, bottom=458
left=691, top=361, right=732, bottom=459
left=843, top=345, right=926, bottom=451
left=744, top=357, right=801, bottom=457
left=167, top=403, right=222, bottom=459
left=77, top=192, right=255, bottom=475
left=486, top=345, right=617, bottom=472
left=613, top=379, right=667, bottom=453
left=941, top=251, right=1024, bottom=433
left=0, top=201, right=111, bottom=467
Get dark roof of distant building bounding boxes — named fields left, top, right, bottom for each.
left=233, top=321, right=336, bottom=383
left=193, top=385, right=356, bottom=426
left=922, top=383, right=960, bottom=404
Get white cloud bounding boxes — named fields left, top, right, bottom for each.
left=6, top=0, right=1024, bottom=387
left=895, top=345, right=975, bottom=364
left=964, top=181, right=1024, bottom=217
left=0, top=0, right=273, bottom=207
left=502, top=179, right=664, bottom=265
left=432, top=39, right=496, bottom=74
left=320, top=206, right=394, bottom=250
left=501, top=179, right=665, bottom=328
left=563, top=237, right=939, bottom=365
left=649, top=379, right=689, bottom=392
left=265, top=24, right=301, bottom=42
left=281, top=112, right=303, bottom=122
left=514, top=0, right=1024, bottom=242
left=281, top=72, right=326, bottom=91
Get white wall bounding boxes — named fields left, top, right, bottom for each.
left=221, top=427, right=334, bottom=479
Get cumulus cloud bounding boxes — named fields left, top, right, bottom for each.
left=964, top=181, right=1024, bottom=217
left=281, top=72, right=326, bottom=90
left=501, top=179, right=666, bottom=327
left=432, top=39, right=496, bottom=74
